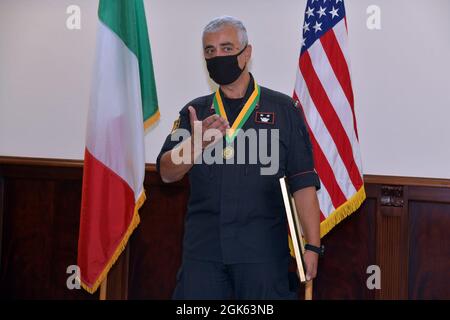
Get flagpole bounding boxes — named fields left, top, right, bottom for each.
left=99, top=277, right=107, bottom=300
left=305, top=280, right=313, bottom=300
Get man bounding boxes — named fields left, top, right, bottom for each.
left=157, top=16, right=322, bottom=299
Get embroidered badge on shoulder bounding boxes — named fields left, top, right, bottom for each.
left=255, top=111, right=275, bottom=124
left=171, top=117, right=180, bottom=133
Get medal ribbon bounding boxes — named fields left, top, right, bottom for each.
left=213, top=81, right=260, bottom=144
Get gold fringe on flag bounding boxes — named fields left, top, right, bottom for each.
left=289, top=186, right=366, bottom=257
left=319, top=186, right=366, bottom=238
left=144, top=110, right=160, bottom=131
left=80, top=191, right=146, bottom=294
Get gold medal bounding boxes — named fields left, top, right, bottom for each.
left=223, top=145, right=234, bottom=160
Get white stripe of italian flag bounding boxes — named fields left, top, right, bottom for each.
left=78, top=0, right=159, bottom=294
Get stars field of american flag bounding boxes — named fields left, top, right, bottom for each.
left=293, top=0, right=366, bottom=237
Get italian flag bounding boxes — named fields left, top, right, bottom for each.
left=77, top=0, right=159, bottom=294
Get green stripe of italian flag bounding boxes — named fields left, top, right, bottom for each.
left=77, top=0, right=159, bottom=294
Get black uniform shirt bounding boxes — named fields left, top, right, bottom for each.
left=157, top=75, right=320, bottom=264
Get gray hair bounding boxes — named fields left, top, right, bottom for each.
left=202, top=16, right=248, bottom=48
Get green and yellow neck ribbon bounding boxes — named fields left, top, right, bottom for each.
left=213, top=81, right=260, bottom=144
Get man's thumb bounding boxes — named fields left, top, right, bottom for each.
left=188, top=106, right=197, bottom=124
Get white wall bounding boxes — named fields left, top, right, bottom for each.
left=1, top=0, right=449, bottom=179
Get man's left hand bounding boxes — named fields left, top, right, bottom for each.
left=303, top=250, right=319, bottom=281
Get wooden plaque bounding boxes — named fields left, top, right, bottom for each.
left=279, top=177, right=307, bottom=283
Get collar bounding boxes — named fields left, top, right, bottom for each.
left=219, top=73, right=255, bottom=103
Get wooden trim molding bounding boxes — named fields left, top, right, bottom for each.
left=364, top=174, right=450, bottom=188
left=0, top=156, right=155, bottom=170
left=1, top=156, right=449, bottom=187
left=0, top=156, right=84, bottom=168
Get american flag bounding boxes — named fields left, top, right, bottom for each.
left=293, top=0, right=365, bottom=237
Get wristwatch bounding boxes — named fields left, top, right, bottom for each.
left=304, top=244, right=325, bottom=257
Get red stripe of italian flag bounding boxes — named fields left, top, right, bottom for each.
left=77, top=0, right=159, bottom=294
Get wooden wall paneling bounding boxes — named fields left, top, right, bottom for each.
left=0, top=176, right=4, bottom=273
left=1, top=157, right=449, bottom=300
left=50, top=176, right=91, bottom=299
left=312, top=187, right=377, bottom=299
left=407, top=185, right=450, bottom=299
left=0, top=177, right=56, bottom=299
left=105, top=245, right=129, bottom=300
left=376, top=184, right=409, bottom=299
left=367, top=175, right=450, bottom=300
left=0, top=158, right=98, bottom=299
left=408, top=185, right=450, bottom=203
left=127, top=173, right=189, bottom=299
left=0, top=174, right=5, bottom=274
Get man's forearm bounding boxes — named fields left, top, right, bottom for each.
left=293, top=186, right=321, bottom=246
left=159, top=137, right=199, bottom=183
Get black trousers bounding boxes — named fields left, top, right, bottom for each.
left=172, top=256, right=298, bottom=300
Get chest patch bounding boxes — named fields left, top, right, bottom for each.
left=255, top=111, right=275, bottom=125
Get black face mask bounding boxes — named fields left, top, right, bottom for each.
left=205, top=45, right=247, bottom=85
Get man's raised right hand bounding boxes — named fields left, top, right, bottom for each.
left=188, top=106, right=229, bottom=150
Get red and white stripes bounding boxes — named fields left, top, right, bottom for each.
left=294, top=19, right=365, bottom=235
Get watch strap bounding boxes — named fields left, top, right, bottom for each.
left=304, top=244, right=325, bottom=257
